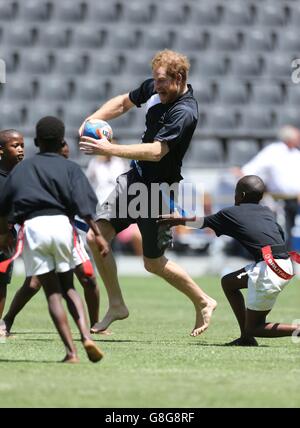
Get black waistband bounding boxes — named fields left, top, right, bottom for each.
left=255, top=244, right=289, bottom=262
left=23, top=208, right=66, bottom=222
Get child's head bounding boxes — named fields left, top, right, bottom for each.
left=0, top=129, right=24, bottom=168
left=35, top=116, right=65, bottom=152
left=235, top=175, right=265, bottom=205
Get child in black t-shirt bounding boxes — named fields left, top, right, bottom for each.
left=0, top=117, right=109, bottom=362
left=0, top=129, right=24, bottom=319
left=159, top=175, right=300, bottom=346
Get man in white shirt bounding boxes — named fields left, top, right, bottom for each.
left=242, top=125, right=300, bottom=249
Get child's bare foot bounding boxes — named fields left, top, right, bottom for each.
left=191, top=298, right=217, bottom=337
left=83, top=339, right=104, bottom=363
left=62, top=354, right=80, bottom=363
left=90, top=328, right=112, bottom=336
left=225, top=337, right=258, bottom=347
left=90, top=305, right=129, bottom=333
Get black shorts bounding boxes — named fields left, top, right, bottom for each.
left=0, top=252, right=13, bottom=286
left=96, top=168, right=174, bottom=259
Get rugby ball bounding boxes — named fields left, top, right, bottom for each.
left=82, top=119, right=113, bottom=142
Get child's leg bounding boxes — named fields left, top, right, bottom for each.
left=3, top=276, right=41, bottom=333
left=221, top=269, right=258, bottom=346
left=245, top=309, right=300, bottom=338
left=74, top=265, right=99, bottom=327
left=58, top=271, right=103, bottom=362
left=38, top=270, right=78, bottom=363
left=0, top=284, right=7, bottom=319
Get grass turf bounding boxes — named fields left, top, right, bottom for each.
left=0, top=275, right=299, bottom=408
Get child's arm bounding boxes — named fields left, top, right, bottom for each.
left=82, top=216, right=109, bottom=257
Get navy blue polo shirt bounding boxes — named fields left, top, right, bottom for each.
left=203, top=203, right=288, bottom=262
left=129, top=79, right=198, bottom=184
left=0, top=153, right=98, bottom=224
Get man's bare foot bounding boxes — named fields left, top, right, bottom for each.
left=190, top=299, right=217, bottom=337
left=83, top=339, right=104, bottom=363
left=225, top=337, right=258, bottom=347
left=62, top=354, right=80, bottom=363
left=90, top=305, right=129, bottom=333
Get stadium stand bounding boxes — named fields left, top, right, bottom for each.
left=1, top=0, right=300, bottom=168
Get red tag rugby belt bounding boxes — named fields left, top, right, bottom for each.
left=262, top=245, right=300, bottom=280
left=0, top=224, right=94, bottom=278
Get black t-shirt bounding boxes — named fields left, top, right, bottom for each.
left=0, top=166, right=8, bottom=196
left=203, top=203, right=288, bottom=262
left=129, top=79, right=198, bottom=184
left=0, top=153, right=98, bottom=224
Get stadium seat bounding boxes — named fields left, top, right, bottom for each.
left=1, top=24, right=37, bottom=48
left=204, top=107, right=238, bottom=131
left=286, top=85, right=300, bottom=105
left=25, top=103, right=63, bottom=131
left=255, top=3, right=287, bottom=26
left=52, top=1, right=86, bottom=22
left=173, top=28, right=207, bottom=52
left=154, top=2, right=189, bottom=24
left=122, top=53, right=153, bottom=80
left=230, top=53, right=263, bottom=77
left=0, top=49, right=18, bottom=73
left=18, top=0, right=51, bottom=21
left=36, top=24, right=70, bottom=48
left=277, top=30, right=300, bottom=52
left=243, top=29, right=275, bottom=51
left=241, top=108, right=275, bottom=132
left=102, top=26, right=140, bottom=50
left=0, top=103, right=24, bottom=129
left=276, top=108, right=300, bottom=129
left=222, top=2, right=255, bottom=25
left=38, top=77, right=73, bottom=101
left=190, top=80, right=216, bottom=105
left=191, top=54, right=228, bottom=78
left=108, top=78, right=136, bottom=98
left=74, top=77, right=109, bottom=102
left=70, top=27, right=103, bottom=48
left=140, top=27, right=173, bottom=50
left=227, top=139, right=259, bottom=166
left=251, top=84, right=284, bottom=106
left=18, top=50, right=53, bottom=74
left=286, top=3, right=300, bottom=26
left=183, top=138, right=224, bottom=167
left=1, top=77, right=37, bottom=100
left=61, top=105, right=88, bottom=134
left=53, top=51, right=87, bottom=75
left=188, top=2, right=222, bottom=25
left=208, top=28, right=243, bottom=51
left=0, top=0, right=17, bottom=21
left=217, top=81, right=249, bottom=105
left=85, top=1, right=121, bottom=22
left=122, top=1, right=155, bottom=24
left=89, top=53, right=122, bottom=76
left=264, top=53, right=297, bottom=79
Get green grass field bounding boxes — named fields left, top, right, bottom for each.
left=0, top=275, right=299, bottom=408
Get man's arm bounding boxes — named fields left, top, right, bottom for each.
left=79, top=137, right=170, bottom=162
left=79, top=94, right=134, bottom=135
left=157, top=214, right=204, bottom=228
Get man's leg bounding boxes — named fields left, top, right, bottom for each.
left=74, top=265, right=100, bottom=327
left=245, top=309, right=300, bottom=338
left=87, top=220, right=129, bottom=333
left=144, top=255, right=217, bottom=336
left=2, top=276, right=41, bottom=333
left=38, top=270, right=79, bottom=363
left=221, top=269, right=258, bottom=346
left=57, top=270, right=103, bottom=362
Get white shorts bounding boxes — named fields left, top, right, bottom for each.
left=23, top=215, right=76, bottom=276
left=244, top=258, right=294, bottom=311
